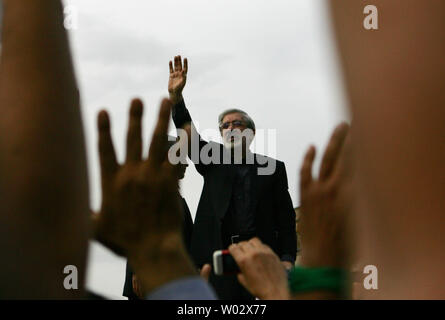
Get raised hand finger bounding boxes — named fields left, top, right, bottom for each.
left=97, top=110, right=118, bottom=182
left=300, top=145, right=316, bottom=191
left=331, top=130, right=352, bottom=183
left=183, top=58, right=188, bottom=75
left=174, top=55, right=182, bottom=72
left=125, top=99, right=144, bottom=164
left=169, top=60, right=174, bottom=74
left=319, top=122, right=350, bottom=181
left=147, top=98, right=172, bottom=167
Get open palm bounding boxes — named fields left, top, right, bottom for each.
left=168, top=55, right=188, bottom=95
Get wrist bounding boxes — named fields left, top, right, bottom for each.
left=169, top=92, right=183, bottom=105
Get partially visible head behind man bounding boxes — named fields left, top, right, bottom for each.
left=218, top=109, right=256, bottom=150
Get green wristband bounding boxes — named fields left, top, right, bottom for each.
left=288, top=266, right=347, bottom=297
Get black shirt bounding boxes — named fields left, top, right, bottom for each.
left=231, top=164, right=255, bottom=235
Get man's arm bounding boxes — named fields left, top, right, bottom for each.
left=0, top=0, right=89, bottom=298
left=168, top=56, right=216, bottom=175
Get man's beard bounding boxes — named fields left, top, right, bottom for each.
left=223, top=136, right=244, bottom=150
left=222, top=130, right=254, bottom=162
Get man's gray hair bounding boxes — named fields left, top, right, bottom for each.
left=218, top=109, right=256, bottom=131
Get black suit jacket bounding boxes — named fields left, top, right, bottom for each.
left=172, top=99, right=297, bottom=267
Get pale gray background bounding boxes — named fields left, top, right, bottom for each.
left=63, top=0, right=349, bottom=298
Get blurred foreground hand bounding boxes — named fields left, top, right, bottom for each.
left=93, top=98, right=196, bottom=296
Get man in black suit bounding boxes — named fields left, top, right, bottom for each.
left=122, top=139, right=193, bottom=300
left=167, top=56, right=296, bottom=299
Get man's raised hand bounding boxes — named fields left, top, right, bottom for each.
left=168, top=55, right=188, bottom=104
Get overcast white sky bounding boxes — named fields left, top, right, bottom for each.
left=64, top=0, right=349, bottom=298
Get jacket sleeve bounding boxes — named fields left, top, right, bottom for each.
left=274, top=161, right=297, bottom=263
left=172, top=99, right=217, bottom=176
left=171, top=98, right=192, bottom=128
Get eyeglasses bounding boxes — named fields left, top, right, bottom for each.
left=219, top=120, right=246, bottom=130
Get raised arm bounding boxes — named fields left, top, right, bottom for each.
left=168, top=56, right=216, bottom=175
left=0, top=0, right=89, bottom=298
left=168, top=56, right=193, bottom=154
